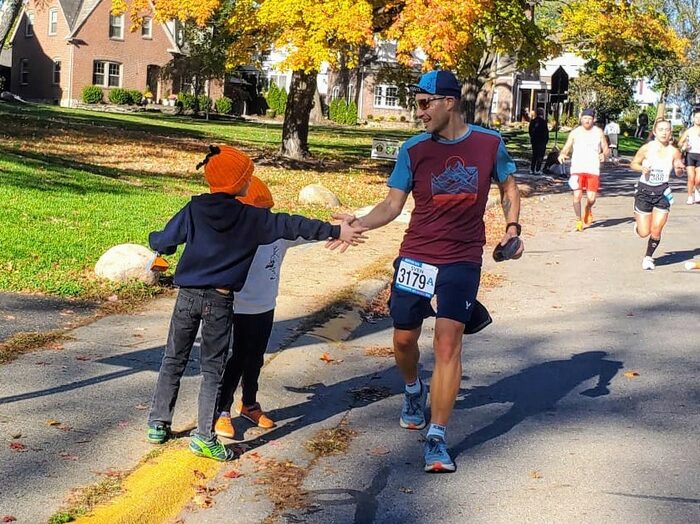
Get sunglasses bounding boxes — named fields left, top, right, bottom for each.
left=416, top=96, right=448, bottom=110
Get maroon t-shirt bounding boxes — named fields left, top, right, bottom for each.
left=387, top=126, right=516, bottom=265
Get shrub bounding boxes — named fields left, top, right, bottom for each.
left=388, top=115, right=397, bottom=122
left=367, top=114, right=374, bottom=120
left=328, top=98, right=358, bottom=125
left=400, top=115, right=407, bottom=122
left=177, top=92, right=197, bottom=111
left=215, top=96, right=234, bottom=115
left=108, top=87, right=132, bottom=105
left=265, top=83, right=287, bottom=115
left=265, top=108, right=277, bottom=118
left=81, top=85, right=103, bottom=104
left=198, top=95, right=212, bottom=112
left=129, top=90, right=143, bottom=105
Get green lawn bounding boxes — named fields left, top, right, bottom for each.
left=0, top=103, right=401, bottom=298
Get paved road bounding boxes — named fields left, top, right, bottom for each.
left=182, top=166, right=699, bottom=523
left=0, top=292, right=96, bottom=342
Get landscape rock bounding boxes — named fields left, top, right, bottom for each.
left=94, top=244, right=159, bottom=285
left=298, top=184, right=341, bottom=208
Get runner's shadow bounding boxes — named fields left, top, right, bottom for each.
left=654, top=248, right=700, bottom=267
left=586, top=217, right=634, bottom=229
left=450, top=351, right=622, bottom=458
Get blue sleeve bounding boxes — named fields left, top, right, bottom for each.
left=148, top=206, right=188, bottom=255
left=492, top=139, right=516, bottom=182
left=387, top=144, right=413, bottom=193
left=254, top=208, right=340, bottom=245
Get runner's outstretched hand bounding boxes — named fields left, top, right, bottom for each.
left=329, top=222, right=368, bottom=253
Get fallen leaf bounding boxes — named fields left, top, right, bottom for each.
left=529, top=470, right=543, bottom=479
left=624, top=371, right=640, bottom=378
left=192, top=494, right=213, bottom=508
left=2, top=516, right=17, bottom=522
left=59, top=451, right=79, bottom=461
left=224, top=470, right=242, bottom=479
left=369, top=447, right=390, bottom=456
left=399, top=487, right=414, bottom=494
left=320, top=352, right=334, bottom=363
left=9, top=442, right=28, bottom=452
left=134, top=403, right=149, bottom=410
left=4, top=315, right=15, bottom=321
left=10, top=432, right=22, bottom=439
left=107, top=294, right=119, bottom=302
left=75, top=356, right=91, bottom=361
left=117, top=420, right=129, bottom=428
left=47, top=419, right=61, bottom=426
left=193, top=469, right=206, bottom=480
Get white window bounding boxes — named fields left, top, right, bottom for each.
left=93, top=61, right=121, bottom=87
left=25, top=12, right=34, bottom=37
left=373, top=85, right=400, bottom=109
left=20, top=59, right=29, bottom=85
left=53, top=59, right=61, bottom=84
left=141, top=17, right=152, bottom=38
left=108, top=62, right=121, bottom=87
left=48, top=9, right=58, bottom=35
left=109, top=14, right=124, bottom=39
left=269, top=74, right=287, bottom=89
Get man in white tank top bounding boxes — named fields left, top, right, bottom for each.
left=630, top=119, right=685, bottom=270
left=558, top=108, right=609, bottom=231
left=678, top=110, right=700, bottom=204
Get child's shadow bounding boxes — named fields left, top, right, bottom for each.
left=451, top=351, right=622, bottom=458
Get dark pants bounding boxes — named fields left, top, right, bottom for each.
left=149, top=287, right=233, bottom=439
left=218, top=309, right=275, bottom=412
left=530, top=142, right=547, bottom=173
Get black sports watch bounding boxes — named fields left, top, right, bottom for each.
left=506, top=222, right=521, bottom=236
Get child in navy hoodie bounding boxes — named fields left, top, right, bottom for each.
left=146, top=145, right=365, bottom=461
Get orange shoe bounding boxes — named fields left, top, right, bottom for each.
left=236, top=401, right=275, bottom=429
left=214, top=413, right=235, bottom=439
left=583, top=206, right=593, bottom=225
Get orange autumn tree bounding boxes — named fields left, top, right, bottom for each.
left=385, top=0, right=557, bottom=123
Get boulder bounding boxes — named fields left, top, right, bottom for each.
left=298, top=184, right=341, bottom=208
left=95, top=244, right=159, bottom=285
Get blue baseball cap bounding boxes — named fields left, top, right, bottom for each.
left=410, top=70, right=461, bottom=98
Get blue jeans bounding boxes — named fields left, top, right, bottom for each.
left=149, top=287, right=233, bottom=439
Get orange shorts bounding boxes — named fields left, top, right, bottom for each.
left=570, top=173, right=600, bottom=192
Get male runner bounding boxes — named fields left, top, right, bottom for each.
left=329, top=70, right=524, bottom=472
left=558, top=108, right=609, bottom=231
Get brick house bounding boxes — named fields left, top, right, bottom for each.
left=9, top=0, right=182, bottom=106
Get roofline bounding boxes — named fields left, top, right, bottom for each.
left=67, top=0, right=103, bottom=38
left=8, top=6, right=26, bottom=45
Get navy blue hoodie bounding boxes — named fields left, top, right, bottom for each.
left=149, top=193, right=341, bottom=291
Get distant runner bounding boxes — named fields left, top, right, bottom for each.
left=630, top=120, right=685, bottom=270
left=558, top=108, right=609, bottom=231
left=678, top=109, right=700, bottom=204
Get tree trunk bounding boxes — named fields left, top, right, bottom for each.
left=281, top=70, right=318, bottom=159
left=0, top=0, right=23, bottom=51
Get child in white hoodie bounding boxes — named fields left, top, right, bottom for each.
left=214, top=176, right=308, bottom=436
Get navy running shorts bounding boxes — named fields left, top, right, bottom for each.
left=389, top=257, right=481, bottom=330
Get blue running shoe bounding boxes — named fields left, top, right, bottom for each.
left=400, top=380, right=427, bottom=430
left=424, top=436, right=455, bottom=473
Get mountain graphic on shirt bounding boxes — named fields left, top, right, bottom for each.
left=431, top=156, right=479, bottom=202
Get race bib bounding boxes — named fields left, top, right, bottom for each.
left=648, top=168, right=666, bottom=185
left=395, top=258, right=438, bottom=298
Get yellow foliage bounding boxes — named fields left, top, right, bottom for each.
left=257, top=0, right=375, bottom=73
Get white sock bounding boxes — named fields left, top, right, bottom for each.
left=405, top=380, right=421, bottom=395
left=427, top=423, right=446, bottom=440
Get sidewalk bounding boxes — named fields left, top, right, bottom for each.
left=0, top=213, right=410, bottom=523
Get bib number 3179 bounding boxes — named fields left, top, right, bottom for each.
left=395, top=258, right=438, bottom=298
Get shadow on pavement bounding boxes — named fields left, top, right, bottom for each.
left=654, top=247, right=700, bottom=267
left=450, top=351, right=623, bottom=459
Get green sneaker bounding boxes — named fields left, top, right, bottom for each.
left=189, top=434, right=234, bottom=461
left=147, top=423, right=171, bottom=444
